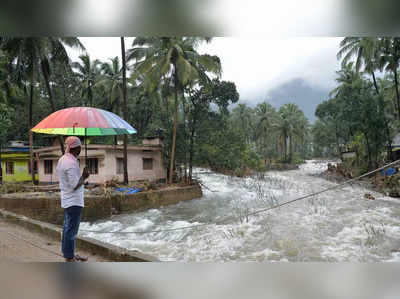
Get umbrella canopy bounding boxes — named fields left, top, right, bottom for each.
left=31, top=107, right=136, bottom=136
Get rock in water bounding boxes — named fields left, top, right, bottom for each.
left=364, top=193, right=375, bottom=200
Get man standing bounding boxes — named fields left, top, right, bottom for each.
left=57, top=136, right=90, bottom=262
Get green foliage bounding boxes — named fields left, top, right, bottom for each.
left=316, top=47, right=396, bottom=170
left=0, top=37, right=314, bottom=181
left=0, top=102, right=12, bottom=145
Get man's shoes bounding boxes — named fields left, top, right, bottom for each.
left=65, top=257, right=77, bottom=262
left=75, top=254, right=88, bottom=262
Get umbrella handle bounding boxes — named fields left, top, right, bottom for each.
left=85, top=128, right=88, bottom=167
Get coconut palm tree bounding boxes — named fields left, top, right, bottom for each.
left=0, top=37, right=85, bottom=184
left=127, top=37, right=221, bottom=184
left=379, top=37, right=400, bottom=120
left=255, top=102, right=278, bottom=164
left=98, top=56, right=124, bottom=113
left=72, top=54, right=101, bottom=107
left=231, top=104, right=256, bottom=145
left=277, top=103, right=307, bottom=163
left=337, top=37, right=382, bottom=95
left=1, top=37, right=85, bottom=111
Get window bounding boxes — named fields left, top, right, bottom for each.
left=6, top=162, right=14, bottom=174
left=143, top=158, right=153, bottom=170
left=116, top=158, right=124, bottom=174
left=44, top=160, right=53, bottom=174
left=28, top=161, right=38, bottom=174
left=87, top=158, right=98, bottom=174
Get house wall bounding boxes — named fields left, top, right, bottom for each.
left=1, top=159, right=38, bottom=182
left=37, top=159, right=60, bottom=184
left=142, top=138, right=163, bottom=146
left=106, top=149, right=166, bottom=182
left=38, top=148, right=166, bottom=184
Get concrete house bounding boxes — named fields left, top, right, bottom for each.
left=1, top=141, right=38, bottom=182
left=389, top=133, right=400, bottom=161
left=33, top=137, right=166, bottom=184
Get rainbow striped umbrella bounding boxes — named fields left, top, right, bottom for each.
left=32, top=107, right=136, bottom=162
left=32, top=107, right=136, bottom=136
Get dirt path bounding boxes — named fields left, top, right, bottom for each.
left=0, top=219, right=108, bottom=262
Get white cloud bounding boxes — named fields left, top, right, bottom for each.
left=199, top=37, right=342, bottom=101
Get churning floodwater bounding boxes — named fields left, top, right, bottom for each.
left=80, top=160, right=400, bottom=262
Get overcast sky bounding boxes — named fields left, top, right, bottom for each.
left=68, top=37, right=342, bottom=104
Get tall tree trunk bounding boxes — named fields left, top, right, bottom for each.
left=29, top=82, right=36, bottom=185
left=41, top=62, right=56, bottom=112
left=371, top=71, right=380, bottom=95
left=373, top=70, right=393, bottom=159
left=62, top=74, right=68, bottom=108
left=394, top=69, right=400, bottom=120
left=365, top=134, right=372, bottom=171
left=0, top=142, right=3, bottom=184
left=169, top=81, right=179, bottom=184
left=88, top=80, right=93, bottom=107
left=182, top=96, right=188, bottom=183
left=284, top=134, right=287, bottom=162
left=189, top=111, right=197, bottom=183
left=121, top=37, right=129, bottom=185
left=41, top=62, right=64, bottom=154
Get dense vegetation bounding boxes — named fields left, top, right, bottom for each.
left=313, top=37, right=400, bottom=173
left=6, top=37, right=398, bottom=183
left=0, top=37, right=314, bottom=183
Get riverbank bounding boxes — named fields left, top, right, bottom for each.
left=319, top=161, right=400, bottom=198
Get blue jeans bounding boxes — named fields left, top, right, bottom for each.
left=62, top=206, right=83, bottom=259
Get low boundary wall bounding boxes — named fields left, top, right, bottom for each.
left=0, top=185, right=203, bottom=225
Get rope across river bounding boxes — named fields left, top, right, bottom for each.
left=79, top=159, right=400, bottom=235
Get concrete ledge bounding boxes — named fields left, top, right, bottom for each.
left=0, top=209, right=158, bottom=262
left=0, top=184, right=203, bottom=225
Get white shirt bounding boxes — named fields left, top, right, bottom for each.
left=57, top=153, right=84, bottom=209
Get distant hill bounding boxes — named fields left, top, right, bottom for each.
left=239, top=78, right=330, bottom=123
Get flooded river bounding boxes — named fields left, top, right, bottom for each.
left=80, top=160, right=400, bottom=261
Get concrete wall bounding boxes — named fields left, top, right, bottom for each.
left=0, top=185, right=202, bottom=225
left=113, top=185, right=203, bottom=213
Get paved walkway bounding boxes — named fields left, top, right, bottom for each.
left=0, top=219, right=106, bottom=262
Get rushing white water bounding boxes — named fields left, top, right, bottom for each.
left=80, top=160, right=400, bottom=261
